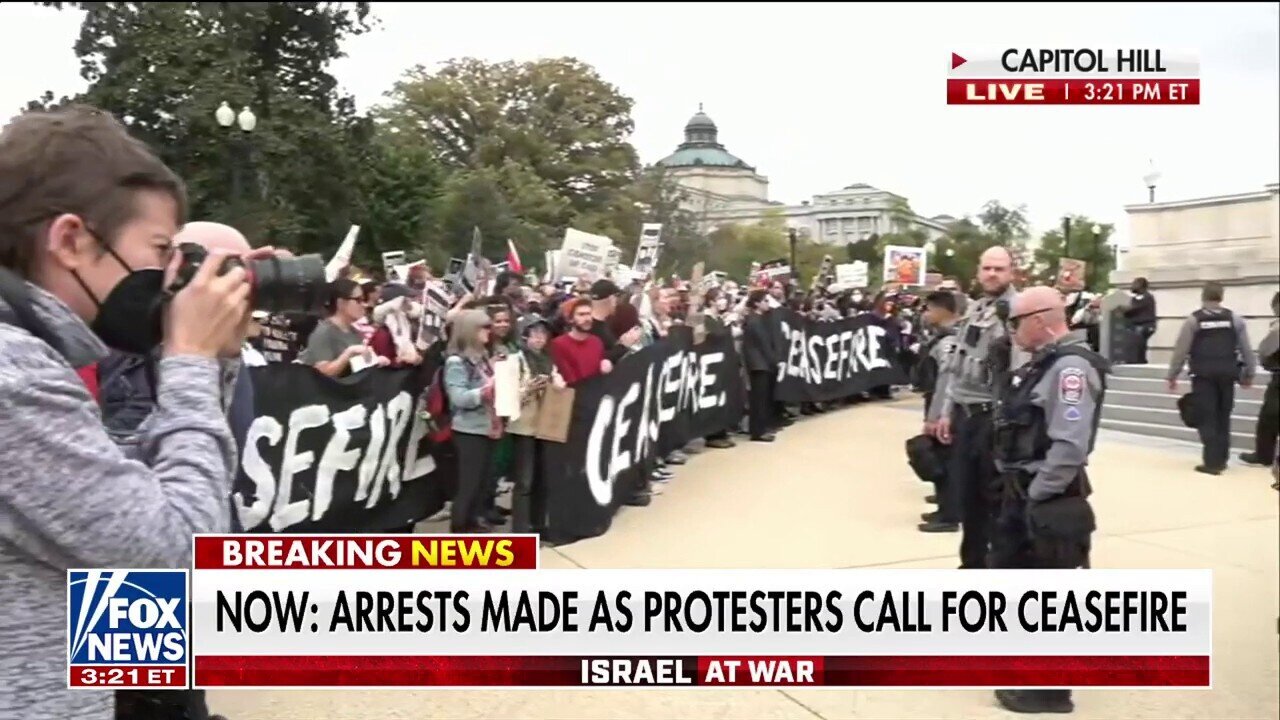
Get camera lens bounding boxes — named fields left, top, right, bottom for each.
left=245, top=254, right=327, bottom=315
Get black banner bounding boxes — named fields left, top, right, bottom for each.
left=233, top=362, right=449, bottom=533
left=771, top=310, right=907, bottom=403
left=545, top=328, right=745, bottom=540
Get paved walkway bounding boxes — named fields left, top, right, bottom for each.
left=210, top=397, right=1279, bottom=720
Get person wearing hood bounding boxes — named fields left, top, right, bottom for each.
left=507, top=316, right=565, bottom=534
left=0, top=106, right=249, bottom=719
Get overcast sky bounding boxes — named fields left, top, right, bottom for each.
left=3, top=2, right=1277, bottom=247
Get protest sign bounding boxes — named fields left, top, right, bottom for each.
left=754, top=258, right=792, bottom=286
left=771, top=310, right=908, bottom=403
left=633, top=223, right=663, bottom=277
left=1057, top=258, right=1088, bottom=291
left=233, top=360, right=450, bottom=534
left=883, top=246, right=927, bottom=286
left=251, top=312, right=319, bottom=365
left=381, top=250, right=406, bottom=273
left=836, top=261, right=868, bottom=288
left=558, top=228, right=614, bottom=280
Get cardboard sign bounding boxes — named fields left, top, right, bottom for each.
left=835, top=262, right=868, bottom=288
left=558, top=228, right=614, bottom=280
left=535, top=386, right=576, bottom=443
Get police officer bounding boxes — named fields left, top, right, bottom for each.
left=1166, top=282, right=1256, bottom=475
left=990, top=286, right=1107, bottom=714
left=1240, top=291, right=1279, bottom=469
left=916, top=290, right=960, bottom=532
left=928, top=247, right=1028, bottom=566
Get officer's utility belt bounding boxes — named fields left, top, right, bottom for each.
left=957, top=401, right=994, bottom=417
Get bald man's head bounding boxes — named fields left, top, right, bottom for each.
left=175, top=221, right=250, bottom=254
left=175, top=221, right=253, bottom=357
left=977, top=246, right=1015, bottom=296
left=1011, top=285, right=1069, bottom=350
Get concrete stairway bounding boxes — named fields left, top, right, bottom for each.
left=1100, top=364, right=1270, bottom=451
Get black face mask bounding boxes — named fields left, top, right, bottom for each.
left=71, top=240, right=166, bottom=355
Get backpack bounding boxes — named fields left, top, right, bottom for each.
left=423, top=366, right=453, bottom=443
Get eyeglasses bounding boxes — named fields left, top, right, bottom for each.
left=1008, top=307, right=1052, bottom=329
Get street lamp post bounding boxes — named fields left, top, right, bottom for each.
left=216, top=101, right=256, bottom=211
left=788, top=227, right=798, bottom=277
left=1142, top=160, right=1161, bottom=203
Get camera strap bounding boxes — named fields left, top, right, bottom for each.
left=0, top=267, right=71, bottom=359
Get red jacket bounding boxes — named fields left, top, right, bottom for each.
left=549, top=332, right=604, bottom=385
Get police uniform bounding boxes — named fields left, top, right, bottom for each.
left=990, top=335, right=1107, bottom=715
left=915, top=326, right=957, bottom=523
left=927, top=286, right=1029, bottom=566
left=1166, top=306, right=1255, bottom=472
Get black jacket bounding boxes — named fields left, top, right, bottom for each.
left=1124, top=292, right=1157, bottom=325
left=743, top=313, right=779, bottom=373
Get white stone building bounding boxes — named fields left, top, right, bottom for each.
left=655, top=107, right=954, bottom=244
left=1111, top=181, right=1280, bottom=362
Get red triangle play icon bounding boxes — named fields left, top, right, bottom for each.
left=951, top=52, right=967, bottom=69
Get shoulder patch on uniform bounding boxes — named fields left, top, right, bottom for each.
left=1063, top=406, right=1082, bottom=422
left=1058, top=367, right=1086, bottom=405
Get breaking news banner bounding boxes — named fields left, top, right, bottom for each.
left=947, top=48, right=1200, bottom=105
left=57, top=536, right=1216, bottom=691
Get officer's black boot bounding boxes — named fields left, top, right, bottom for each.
left=994, top=688, right=1073, bottom=714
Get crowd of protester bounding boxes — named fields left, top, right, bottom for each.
left=253, top=264, right=950, bottom=534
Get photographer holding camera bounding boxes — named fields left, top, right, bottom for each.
left=0, top=107, right=248, bottom=719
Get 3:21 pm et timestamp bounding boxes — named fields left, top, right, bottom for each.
left=75, top=666, right=182, bottom=686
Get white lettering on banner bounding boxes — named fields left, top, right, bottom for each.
left=237, top=416, right=284, bottom=530
left=806, top=336, right=822, bottom=385
left=584, top=351, right=728, bottom=508
left=637, top=365, right=658, bottom=461
left=609, top=383, right=640, bottom=498
left=402, top=409, right=437, bottom=483
left=659, top=354, right=681, bottom=424
left=585, top=396, right=617, bottom=507
left=313, top=405, right=368, bottom=521
left=353, top=405, right=386, bottom=506
left=234, top=394, right=439, bottom=531
left=698, top=353, right=727, bottom=409
left=781, top=323, right=891, bottom=383
left=275, top=405, right=329, bottom=531
left=368, top=393, right=413, bottom=508
left=824, top=335, right=841, bottom=381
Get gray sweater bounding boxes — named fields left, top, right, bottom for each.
left=0, top=283, right=234, bottom=719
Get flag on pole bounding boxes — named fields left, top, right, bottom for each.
left=506, top=239, right=524, bottom=274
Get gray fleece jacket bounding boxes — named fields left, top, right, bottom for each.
left=0, top=282, right=234, bottom=719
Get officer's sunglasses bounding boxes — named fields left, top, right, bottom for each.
left=1007, top=307, right=1052, bottom=330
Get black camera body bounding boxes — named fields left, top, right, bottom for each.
left=171, top=243, right=328, bottom=315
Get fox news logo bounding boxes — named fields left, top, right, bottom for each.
left=67, top=570, right=188, bottom=689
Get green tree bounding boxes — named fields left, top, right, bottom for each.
left=1033, top=216, right=1115, bottom=291
left=377, top=57, right=641, bottom=255
left=705, top=212, right=789, bottom=279
left=627, top=166, right=705, bottom=278
left=351, top=128, right=447, bottom=267
left=29, top=2, right=374, bottom=254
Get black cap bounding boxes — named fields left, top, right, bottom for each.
left=590, top=279, right=619, bottom=300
